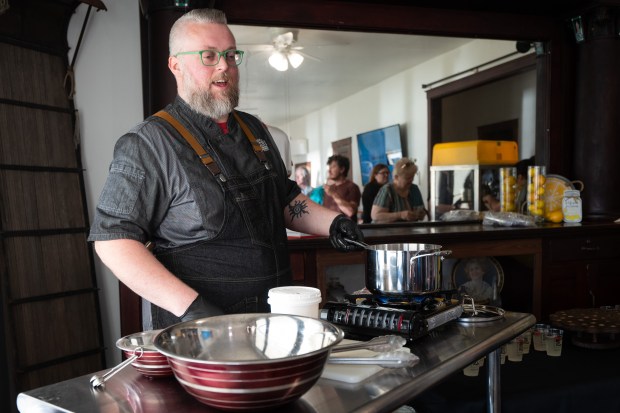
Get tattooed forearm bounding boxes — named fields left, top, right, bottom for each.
left=288, top=200, right=310, bottom=220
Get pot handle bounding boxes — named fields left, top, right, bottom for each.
left=409, top=249, right=452, bottom=262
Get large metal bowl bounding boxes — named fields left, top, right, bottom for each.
left=154, top=313, right=344, bottom=411
left=116, top=329, right=173, bottom=378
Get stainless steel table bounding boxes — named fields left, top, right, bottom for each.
left=17, top=311, right=535, bottom=413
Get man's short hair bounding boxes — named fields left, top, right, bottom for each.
left=169, top=8, right=228, bottom=56
left=327, top=154, right=350, bottom=177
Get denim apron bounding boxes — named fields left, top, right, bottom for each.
left=150, top=111, right=291, bottom=328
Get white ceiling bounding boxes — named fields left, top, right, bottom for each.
left=231, top=25, right=473, bottom=128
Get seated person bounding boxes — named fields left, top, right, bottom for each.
left=322, top=154, right=361, bottom=220
left=371, top=157, right=427, bottom=223
left=361, top=163, right=389, bottom=223
left=482, top=185, right=501, bottom=212
left=295, top=165, right=313, bottom=195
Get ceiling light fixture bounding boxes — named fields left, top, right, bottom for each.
left=287, top=51, right=304, bottom=69
left=268, top=31, right=305, bottom=71
left=268, top=51, right=289, bottom=71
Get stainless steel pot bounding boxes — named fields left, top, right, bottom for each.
left=362, top=242, right=451, bottom=295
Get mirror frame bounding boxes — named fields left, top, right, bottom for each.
left=141, top=0, right=576, bottom=177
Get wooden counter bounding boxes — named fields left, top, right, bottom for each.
left=287, top=221, right=620, bottom=322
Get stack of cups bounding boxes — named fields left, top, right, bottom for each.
left=500, top=167, right=517, bottom=212
left=268, top=286, right=322, bottom=318
left=527, top=166, right=546, bottom=222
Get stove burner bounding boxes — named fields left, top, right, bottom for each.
left=321, top=290, right=462, bottom=341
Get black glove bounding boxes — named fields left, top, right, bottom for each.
left=180, top=295, right=224, bottom=322
left=329, top=214, right=365, bottom=252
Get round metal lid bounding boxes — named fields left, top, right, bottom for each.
left=458, top=304, right=505, bottom=323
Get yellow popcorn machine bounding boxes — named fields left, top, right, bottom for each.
left=430, top=140, right=519, bottom=221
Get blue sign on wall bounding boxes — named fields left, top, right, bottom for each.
left=357, top=124, right=403, bottom=185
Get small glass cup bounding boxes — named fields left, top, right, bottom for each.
left=545, top=328, right=564, bottom=357
left=520, top=330, right=532, bottom=354
left=506, top=336, right=524, bottom=362
left=526, top=166, right=546, bottom=222
left=463, top=357, right=485, bottom=376
left=500, top=167, right=517, bottom=212
left=532, top=323, right=549, bottom=352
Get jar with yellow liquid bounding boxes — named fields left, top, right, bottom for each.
left=527, top=166, right=546, bottom=221
left=499, top=167, right=517, bottom=212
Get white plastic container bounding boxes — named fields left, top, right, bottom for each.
left=268, top=286, right=322, bottom=318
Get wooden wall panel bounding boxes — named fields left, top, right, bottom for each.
left=0, top=43, right=69, bottom=107
left=0, top=104, right=76, bottom=168
left=4, top=234, right=92, bottom=299
left=11, top=293, right=102, bottom=367
left=0, top=170, right=86, bottom=231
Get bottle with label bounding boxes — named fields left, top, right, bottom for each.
left=562, top=189, right=582, bottom=223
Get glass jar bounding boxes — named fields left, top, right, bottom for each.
left=526, top=166, right=546, bottom=221
left=562, top=189, right=582, bottom=223
left=499, top=167, right=517, bottom=212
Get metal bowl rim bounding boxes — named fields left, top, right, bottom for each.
left=116, top=329, right=164, bottom=352
left=153, top=313, right=344, bottom=365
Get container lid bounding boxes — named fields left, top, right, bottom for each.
left=458, top=304, right=505, bottom=323
left=563, top=189, right=580, bottom=197
left=268, top=286, right=322, bottom=305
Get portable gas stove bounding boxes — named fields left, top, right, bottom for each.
left=320, top=290, right=463, bottom=341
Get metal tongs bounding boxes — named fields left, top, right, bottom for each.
left=328, top=335, right=418, bottom=369
left=330, top=335, right=407, bottom=354
left=90, top=347, right=144, bottom=390
left=328, top=350, right=419, bottom=368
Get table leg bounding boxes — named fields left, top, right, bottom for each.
left=486, top=348, right=501, bottom=413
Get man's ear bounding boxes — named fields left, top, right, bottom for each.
left=168, top=55, right=180, bottom=76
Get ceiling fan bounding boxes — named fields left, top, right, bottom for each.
left=240, top=29, right=319, bottom=72
left=268, top=31, right=305, bottom=71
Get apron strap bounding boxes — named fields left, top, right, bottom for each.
left=154, top=110, right=225, bottom=181
left=232, top=111, right=271, bottom=170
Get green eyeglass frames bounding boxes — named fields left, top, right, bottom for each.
left=174, top=49, right=244, bottom=66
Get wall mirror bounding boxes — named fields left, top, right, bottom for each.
left=230, top=24, right=536, bottom=222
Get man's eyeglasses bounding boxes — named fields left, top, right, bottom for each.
left=174, top=49, right=244, bottom=66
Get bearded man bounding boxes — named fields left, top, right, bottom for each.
left=88, top=8, right=364, bottom=329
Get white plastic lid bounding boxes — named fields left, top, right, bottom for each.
left=564, top=189, right=580, bottom=197
left=268, top=286, right=322, bottom=305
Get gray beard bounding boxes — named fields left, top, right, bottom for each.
left=184, top=79, right=240, bottom=120
left=184, top=72, right=239, bottom=119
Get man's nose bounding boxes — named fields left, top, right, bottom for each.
left=215, top=56, right=230, bottom=69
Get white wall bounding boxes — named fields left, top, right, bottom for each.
left=68, top=2, right=532, bottom=367
left=68, top=1, right=143, bottom=366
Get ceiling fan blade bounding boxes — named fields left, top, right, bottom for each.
left=298, top=50, right=321, bottom=62
left=239, top=44, right=273, bottom=52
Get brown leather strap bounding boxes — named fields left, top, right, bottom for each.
left=154, top=110, right=223, bottom=178
left=232, top=111, right=270, bottom=167
left=154, top=110, right=272, bottom=179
